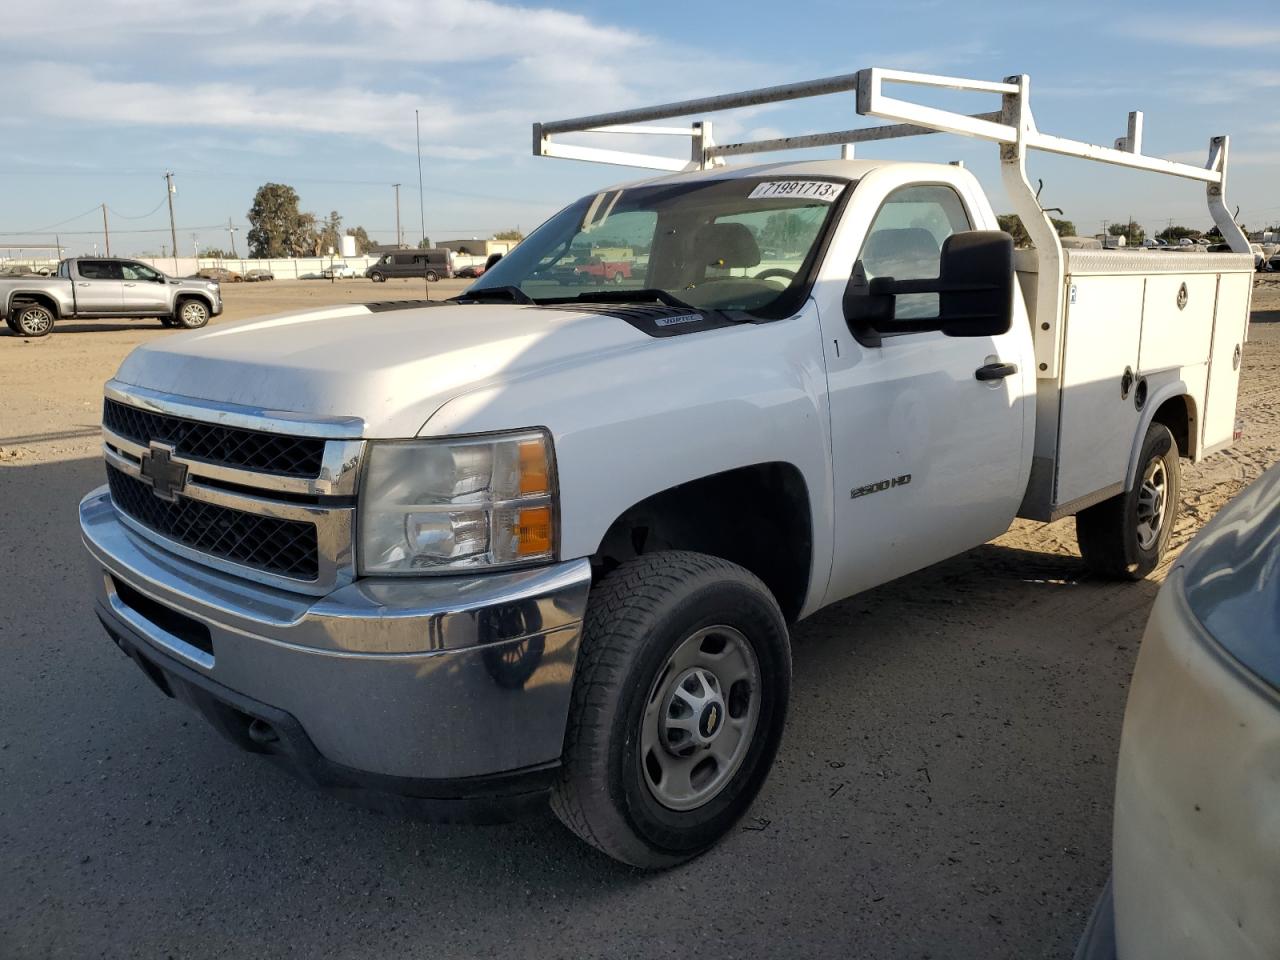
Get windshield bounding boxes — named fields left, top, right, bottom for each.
left=471, top=176, right=850, bottom=316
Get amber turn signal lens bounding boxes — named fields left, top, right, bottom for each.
left=518, top=439, right=549, bottom=496
left=515, top=505, right=553, bottom=556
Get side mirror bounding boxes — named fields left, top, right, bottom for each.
left=844, top=230, right=1014, bottom=345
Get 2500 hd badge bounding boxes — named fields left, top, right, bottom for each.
left=851, top=474, right=912, bottom=499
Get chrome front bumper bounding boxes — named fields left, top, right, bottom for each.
left=80, top=486, right=592, bottom=787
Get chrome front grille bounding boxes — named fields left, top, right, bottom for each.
left=106, top=468, right=320, bottom=580
left=100, top=381, right=364, bottom=595
left=103, top=398, right=325, bottom=478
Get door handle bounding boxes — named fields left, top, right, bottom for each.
left=975, top=362, right=1018, bottom=381
left=123, top=282, right=136, bottom=287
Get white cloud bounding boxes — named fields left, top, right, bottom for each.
left=1118, top=20, right=1280, bottom=49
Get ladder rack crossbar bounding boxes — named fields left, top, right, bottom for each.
left=533, top=66, right=1250, bottom=380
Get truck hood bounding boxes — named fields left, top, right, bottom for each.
left=113, top=302, right=654, bottom=437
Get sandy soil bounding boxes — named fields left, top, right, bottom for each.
left=0, top=275, right=1277, bottom=959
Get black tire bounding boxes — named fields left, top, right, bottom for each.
left=14, top=302, right=55, bottom=337
left=174, top=298, right=210, bottom=330
left=612, top=271, right=625, bottom=285
left=1076, top=422, right=1181, bottom=580
left=424, top=270, right=440, bottom=282
left=551, top=551, right=791, bottom=868
left=369, top=272, right=385, bottom=282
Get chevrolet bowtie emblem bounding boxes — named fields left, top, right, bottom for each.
left=706, top=705, right=718, bottom=733
left=139, top=442, right=188, bottom=502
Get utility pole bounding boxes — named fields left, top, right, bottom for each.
left=392, top=183, right=402, bottom=248
left=164, top=172, right=178, bottom=272
left=102, top=204, right=111, bottom=257
left=415, top=110, right=426, bottom=248
left=227, top=218, right=238, bottom=258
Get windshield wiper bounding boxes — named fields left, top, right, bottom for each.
left=450, top=285, right=533, bottom=305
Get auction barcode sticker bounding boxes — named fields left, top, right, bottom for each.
left=748, top=180, right=845, bottom=202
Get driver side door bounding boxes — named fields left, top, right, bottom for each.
left=120, top=261, right=171, bottom=316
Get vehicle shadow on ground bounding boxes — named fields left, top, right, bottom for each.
left=1250, top=308, right=1280, bottom=324
left=2, top=454, right=1133, bottom=959
left=1, top=320, right=170, bottom=336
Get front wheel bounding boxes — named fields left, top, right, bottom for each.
left=551, top=551, right=791, bottom=868
left=1076, top=422, right=1181, bottom=579
left=175, top=299, right=210, bottom=330
left=424, top=270, right=440, bottom=282
left=14, top=303, right=55, bottom=337
left=612, top=271, right=625, bottom=285
left=369, top=272, right=385, bottom=283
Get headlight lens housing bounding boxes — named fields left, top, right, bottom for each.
left=358, top=431, right=557, bottom=574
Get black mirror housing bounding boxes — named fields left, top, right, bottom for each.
left=935, top=231, right=1014, bottom=337
left=843, top=230, right=1015, bottom=343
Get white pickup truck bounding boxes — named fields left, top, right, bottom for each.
left=79, top=69, right=1253, bottom=868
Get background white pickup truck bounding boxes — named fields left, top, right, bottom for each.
left=80, top=68, right=1254, bottom=868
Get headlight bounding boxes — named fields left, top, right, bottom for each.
left=359, top=430, right=557, bottom=574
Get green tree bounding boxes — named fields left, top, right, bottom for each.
left=1156, top=225, right=1202, bottom=243
left=246, top=183, right=315, bottom=258
left=345, top=226, right=371, bottom=255
left=1107, top=220, right=1145, bottom=244
left=493, top=228, right=524, bottom=242
left=316, top=210, right=343, bottom=255
left=416, top=236, right=434, bottom=249
left=997, top=214, right=1075, bottom=247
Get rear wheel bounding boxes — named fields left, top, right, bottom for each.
left=1076, top=422, right=1180, bottom=579
left=14, top=303, right=55, bottom=337
left=551, top=551, right=791, bottom=868
left=612, top=271, right=625, bottom=285
left=175, top=298, right=210, bottom=330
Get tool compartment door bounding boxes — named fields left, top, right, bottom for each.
left=1054, top=275, right=1144, bottom=508
left=1202, top=272, right=1252, bottom=451
left=1137, top=274, right=1214, bottom=373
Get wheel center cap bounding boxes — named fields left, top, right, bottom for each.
left=699, top=701, right=723, bottom=740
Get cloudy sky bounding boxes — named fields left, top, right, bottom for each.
left=1, top=0, right=1277, bottom=256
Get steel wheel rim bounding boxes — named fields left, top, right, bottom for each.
left=22, top=308, right=52, bottom=334
left=182, top=303, right=206, bottom=324
left=1136, top=458, right=1168, bottom=551
left=640, top=625, right=761, bottom=812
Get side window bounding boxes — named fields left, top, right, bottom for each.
left=78, top=260, right=122, bottom=280
left=121, top=262, right=160, bottom=282
left=858, top=185, right=971, bottom=321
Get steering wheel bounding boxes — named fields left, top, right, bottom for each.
left=754, top=267, right=796, bottom=282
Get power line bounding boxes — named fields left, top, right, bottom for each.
left=22, top=204, right=104, bottom=234
left=106, top=198, right=169, bottom=220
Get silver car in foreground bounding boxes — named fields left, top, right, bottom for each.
left=1076, top=462, right=1280, bottom=960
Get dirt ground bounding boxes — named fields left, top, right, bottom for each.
left=1, top=275, right=1277, bottom=959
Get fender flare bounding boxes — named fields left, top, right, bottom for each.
left=4, top=289, right=63, bottom=318
left=1123, top=379, right=1189, bottom=491
left=172, top=292, right=214, bottom=314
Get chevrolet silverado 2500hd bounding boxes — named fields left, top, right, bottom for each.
left=1, top=257, right=221, bottom=337
left=79, top=69, right=1254, bottom=868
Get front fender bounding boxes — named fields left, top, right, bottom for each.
left=422, top=303, right=836, bottom=617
